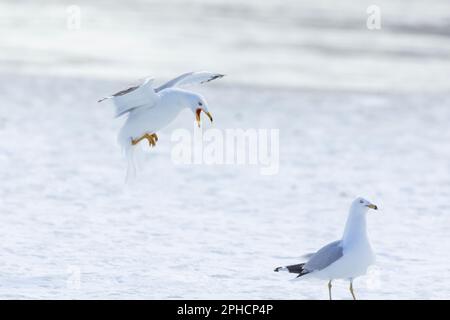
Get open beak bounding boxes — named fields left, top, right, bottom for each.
left=195, top=109, right=213, bottom=128
left=366, top=204, right=378, bottom=210
left=204, top=111, right=213, bottom=122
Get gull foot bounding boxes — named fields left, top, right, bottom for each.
left=131, top=133, right=158, bottom=147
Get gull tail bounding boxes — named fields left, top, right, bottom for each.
left=124, top=143, right=138, bottom=183
left=274, top=263, right=309, bottom=278
left=119, top=133, right=143, bottom=183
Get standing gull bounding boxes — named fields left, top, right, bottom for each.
left=98, top=71, right=224, bottom=177
left=274, top=197, right=378, bottom=300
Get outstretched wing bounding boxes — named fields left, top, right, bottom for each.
left=98, top=78, right=159, bottom=117
left=155, top=71, right=224, bottom=92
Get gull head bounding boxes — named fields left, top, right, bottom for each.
left=352, top=197, right=378, bottom=213
left=186, top=93, right=213, bottom=128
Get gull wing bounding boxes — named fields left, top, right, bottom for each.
left=303, top=240, right=343, bottom=272
left=155, top=71, right=224, bottom=92
left=274, top=263, right=306, bottom=275
left=98, top=78, right=159, bottom=117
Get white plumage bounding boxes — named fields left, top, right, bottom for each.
left=98, top=71, right=224, bottom=178
left=274, top=197, right=378, bottom=300
left=112, top=78, right=158, bottom=117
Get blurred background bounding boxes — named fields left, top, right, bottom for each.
left=0, top=0, right=449, bottom=299
left=1, top=0, right=450, bottom=91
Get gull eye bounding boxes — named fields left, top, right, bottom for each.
left=360, top=200, right=364, bottom=204
left=198, top=102, right=203, bottom=106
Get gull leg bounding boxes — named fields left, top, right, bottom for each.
left=349, top=280, right=357, bottom=300
left=131, top=133, right=156, bottom=147
left=328, top=280, right=333, bottom=300
left=131, top=134, right=145, bottom=146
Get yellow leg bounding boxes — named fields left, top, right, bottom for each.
left=328, top=280, right=332, bottom=300
left=131, top=133, right=157, bottom=147
left=350, top=281, right=356, bottom=300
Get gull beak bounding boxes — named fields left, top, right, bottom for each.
left=366, top=204, right=378, bottom=210
left=204, top=111, right=213, bottom=123
left=195, top=109, right=213, bottom=128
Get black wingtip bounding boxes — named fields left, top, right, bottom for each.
left=274, top=267, right=281, bottom=272
left=203, top=74, right=225, bottom=84
left=215, top=74, right=225, bottom=80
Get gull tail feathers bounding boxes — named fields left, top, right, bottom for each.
left=119, top=135, right=144, bottom=183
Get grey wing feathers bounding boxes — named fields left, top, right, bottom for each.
left=97, top=85, right=140, bottom=103
left=98, top=78, right=159, bottom=117
left=303, top=240, right=343, bottom=272
left=155, top=71, right=224, bottom=92
left=111, top=85, right=140, bottom=97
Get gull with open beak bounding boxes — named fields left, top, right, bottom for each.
left=274, top=197, right=378, bottom=300
left=99, top=71, right=223, bottom=148
left=98, top=71, right=223, bottom=178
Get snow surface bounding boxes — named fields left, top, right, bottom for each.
left=0, top=74, right=449, bottom=299
left=0, top=0, right=450, bottom=299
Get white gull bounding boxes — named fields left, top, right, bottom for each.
left=274, top=197, right=378, bottom=300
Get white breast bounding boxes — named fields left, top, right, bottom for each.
left=311, top=242, right=375, bottom=280
left=118, top=95, right=185, bottom=146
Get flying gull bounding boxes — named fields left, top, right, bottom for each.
left=98, top=71, right=224, bottom=177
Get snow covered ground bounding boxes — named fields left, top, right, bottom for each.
left=0, top=0, right=449, bottom=299
left=1, top=74, right=449, bottom=299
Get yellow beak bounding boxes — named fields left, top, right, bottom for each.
left=204, top=111, right=213, bottom=122
left=366, top=204, right=378, bottom=210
